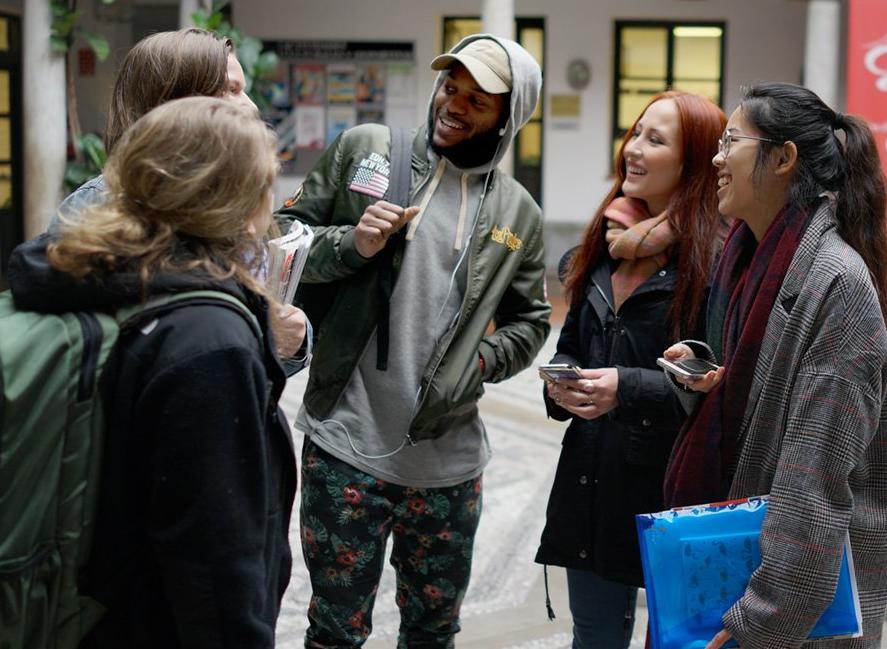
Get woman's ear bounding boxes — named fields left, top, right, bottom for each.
left=773, top=140, right=798, bottom=177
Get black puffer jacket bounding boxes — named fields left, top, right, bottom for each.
left=534, top=252, right=687, bottom=587
left=8, top=235, right=297, bottom=649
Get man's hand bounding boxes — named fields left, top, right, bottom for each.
left=545, top=367, right=619, bottom=420
left=272, top=303, right=308, bottom=359
left=354, top=201, right=420, bottom=259
left=662, top=343, right=724, bottom=393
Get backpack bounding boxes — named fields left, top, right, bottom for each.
left=0, top=289, right=260, bottom=648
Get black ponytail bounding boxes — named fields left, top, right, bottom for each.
left=838, top=114, right=887, bottom=314
left=741, top=82, right=887, bottom=317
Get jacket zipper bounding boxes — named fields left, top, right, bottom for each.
left=591, top=281, right=623, bottom=366
left=408, top=172, right=492, bottom=431
left=607, top=315, right=623, bottom=365
left=75, top=312, right=102, bottom=401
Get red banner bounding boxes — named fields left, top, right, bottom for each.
left=847, top=0, right=887, bottom=178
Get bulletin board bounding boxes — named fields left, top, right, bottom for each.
left=262, top=40, right=417, bottom=175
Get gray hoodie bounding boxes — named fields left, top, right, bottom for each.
left=300, top=35, right=542, bottom=487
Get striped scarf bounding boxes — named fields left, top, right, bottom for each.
left=605, top=197, right=676, bottom=311
left=663, top=203, right=811, bottom=507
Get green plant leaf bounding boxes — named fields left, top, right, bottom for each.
left=50, top=35, right=69, bottom=53
left=211, top=0, right=230, bottom=13
left=206, top=13, right=223, bottom=30
left=190, top=11, right=209, bottom=29
left=81, top=30, right=110, bottom=60
left=50, top=0, right=71, bottom=17
left=52, top=13, right=78, bottom=38
left=255, top=50, right=279, bottom=75
left=79, top=133, right=108, bottom=169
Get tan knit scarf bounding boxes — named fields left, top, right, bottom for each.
left=604, top=196, right=676, bottom=311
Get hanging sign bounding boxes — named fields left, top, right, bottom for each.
left=847, top=0, right=887, bottom=176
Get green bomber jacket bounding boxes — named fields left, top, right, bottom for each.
left=276, top=123, right=551, bottom=441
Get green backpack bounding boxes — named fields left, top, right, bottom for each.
left=0, top=289, right=260, bottom=648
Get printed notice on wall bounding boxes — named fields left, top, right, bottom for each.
left=295, top=105, right=325, bottom=149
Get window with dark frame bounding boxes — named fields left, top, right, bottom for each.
left=442, top=17, right=545, bottom=207
left=612, top=20, right=725, bottom=163
left=0, top=12, right=21, bottom=289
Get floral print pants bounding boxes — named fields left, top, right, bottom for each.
left=300, top=438, right=483, bottom=648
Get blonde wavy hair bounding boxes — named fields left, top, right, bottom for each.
left=49, top=96, right=278, bottom=299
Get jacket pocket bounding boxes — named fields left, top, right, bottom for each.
left=623, top=422, right=677, bottom=467
left=447, top=352, right=485, bottom=409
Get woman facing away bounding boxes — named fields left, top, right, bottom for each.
left=49, top=26, right=309, bottom=369
left=9, top=97, right=296, bottom=649
left=535, top=91, right=728, bottom=648
left=663, top=82, right=887, bottom=648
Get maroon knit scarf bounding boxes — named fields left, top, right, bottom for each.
left=663, top=204, right=811, bottom=508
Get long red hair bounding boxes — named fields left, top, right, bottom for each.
left=564, top=91, right=728, bottom=338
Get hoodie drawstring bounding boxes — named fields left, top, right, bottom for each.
left=406, top=159, right=446, bottom=242
left=454, top=173, right=468, bottom=251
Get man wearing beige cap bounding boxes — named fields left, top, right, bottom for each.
left=277, top=34, right=549, bottom=648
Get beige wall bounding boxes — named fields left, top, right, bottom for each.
left=230, top=0, right=808, bottom=225
left=68, top=0, right=809, bottom=226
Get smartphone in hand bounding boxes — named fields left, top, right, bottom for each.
left=539, top=363, right=583, bottom=382
left=656, top=357, right=719, bottom=380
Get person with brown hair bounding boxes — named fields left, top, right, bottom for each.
left=50, top=27, right=308, bottom=370
left=535, top=91, right=728, bottom=648
left=9, top=96, right=295, bottom=649
left=663, top=82, right=887, bottom=649
left=53, top=27, right=254, bottom=227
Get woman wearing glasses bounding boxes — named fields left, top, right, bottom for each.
left=536, top=91, right=727, bottom=648
left=664, top=82, right=887, bottom=648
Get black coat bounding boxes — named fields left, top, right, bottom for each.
left=534, top=254, right=687, bottom=587
left=9, top=236, right=297, bottom=649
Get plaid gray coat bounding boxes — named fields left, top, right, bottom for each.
left=722, top=202, right=887, bottom=648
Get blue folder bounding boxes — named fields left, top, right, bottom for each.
left=636, top=496, right=862, bottom=649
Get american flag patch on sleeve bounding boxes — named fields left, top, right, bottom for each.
left=348, top=153, right=391, bottom=199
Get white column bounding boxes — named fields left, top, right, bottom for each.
left=179, top=0, right=201, bottom=28
left=803, top=0, right=842, bottom=108
left=23, top=0, right=66, bottom=238
left=482, top=0, right=514, bottom=39
left=482, top=0, right=514, bottom=173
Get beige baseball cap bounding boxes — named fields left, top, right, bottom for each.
left=430, top=38, right=512, bottom=94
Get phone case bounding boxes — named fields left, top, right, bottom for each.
left=657, top=357, right=708, bottom=379
left=538, top=365, right=582, bottom=381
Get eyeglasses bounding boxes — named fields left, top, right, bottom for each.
left=717, top=128, right=780, bottom=158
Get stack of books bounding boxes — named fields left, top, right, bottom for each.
left=266, top=221, right=314, bottom=304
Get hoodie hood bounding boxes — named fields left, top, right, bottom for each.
left=7, top=233, right=254, bottom=314
left=426, top=34, right=542, bottom=173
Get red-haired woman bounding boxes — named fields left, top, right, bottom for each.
left=535, top=91, right=727, bottom=647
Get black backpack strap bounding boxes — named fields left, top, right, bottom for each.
left=115, top=290, right=263, bottom=344
left=376, top=126, right=412, bottom=371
